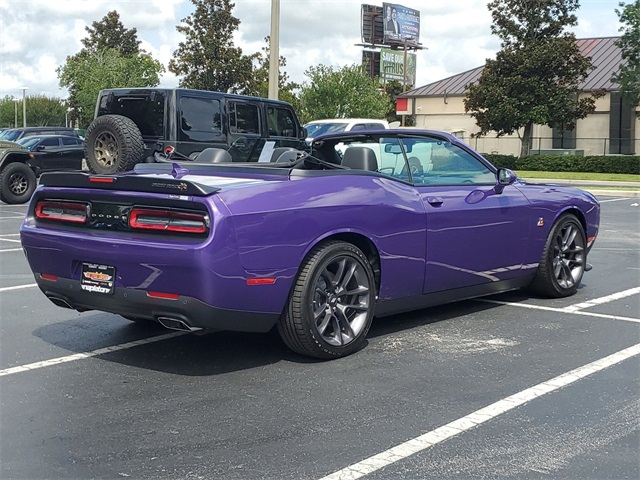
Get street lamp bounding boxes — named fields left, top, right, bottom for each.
left=268, top=0, right=280, bottom=100
left=13, top=98, right=18, bottom=127
left=20, top=86, right=28, bottom=128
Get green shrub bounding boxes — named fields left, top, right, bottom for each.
left=481, top=153, right=640, bottom=174
left=481, top=153, right=518, bottom=169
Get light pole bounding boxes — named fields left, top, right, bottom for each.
left=20, top=87, right=28, bottom=128
left=13, top=98, right=18, bottom=127
left=268, top=0, right=280, bottom=100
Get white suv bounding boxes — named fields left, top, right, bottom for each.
left=304, top=118, right=397, bottom=143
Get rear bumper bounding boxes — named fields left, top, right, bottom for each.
left=35, top=275, right=279, bottom=333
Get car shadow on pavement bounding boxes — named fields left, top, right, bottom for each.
left=31, top=298, right=514, bottom=377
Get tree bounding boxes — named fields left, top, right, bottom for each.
left=169, top=0, right=256, bottom=93
left=248, top=37, right=300, bottom=107
left=613, top=1, right=640, bottom=108
left=299, top=64, right=392, bottom=123
left=57, top=10, right=163, bottom=128
left=464, top=0, right=602, bottom=157
left=59, top=49, right=163, bottom=128
left=81, top=10, right=141, bottom=56
left=0, top=95, right=67, bottom=128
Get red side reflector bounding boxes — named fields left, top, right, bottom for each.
left=587, top=236, right=596, bottom=243
left=129, top=208, right=208, bottom=234
left=89, top=176, right=116, bottom=183
left=35, top=201, right=88, bottom=223
left=247, top=278, right=276, bottom=285
left=146, top=291, right=180, bottom=300
left=40, top=273, right=58, bottom=281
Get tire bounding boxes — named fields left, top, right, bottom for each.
left=0, top=162, right=37, bottom=204
left=529, top=214, right=587, bottom=298
left=84, top=114, right=145, bottom=174
left=277, top=241, right=376, bottom=359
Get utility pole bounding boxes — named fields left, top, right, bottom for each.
left=20, top=87, right=28, bottom=127
left=268, top=0, right=280, bottom=100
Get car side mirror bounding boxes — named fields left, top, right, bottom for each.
left=299, top=126, right=308, bottom=140
left=35, top=145, right=45, bottom=152
left=494, top=168, right=517, bottom=194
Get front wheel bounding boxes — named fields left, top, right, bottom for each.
left=277, top=241, right=376, bottom=359
left=529, top=214, right=586, bottom=297
left=0, top=163, right=37, bottom=204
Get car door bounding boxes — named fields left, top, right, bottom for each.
left=32, top=137, right=63, bottom=172
left=397, top=137, right=532, bottom=293
left=59, top=137, right=84, bottom=170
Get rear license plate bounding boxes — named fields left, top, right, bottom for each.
left=80, top=263, right=115, bottom=295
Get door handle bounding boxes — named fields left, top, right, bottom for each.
left=427, top=196, right=444, bottom=206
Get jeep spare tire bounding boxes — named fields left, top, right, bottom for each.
left=84, top=114, right=145, bottom=174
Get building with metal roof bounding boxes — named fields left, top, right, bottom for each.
left=396, top=37, right=637, bottom=156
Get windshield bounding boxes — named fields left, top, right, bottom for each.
left=304, top=122, right=349, bottom=139
left=0, top=130, right=20, bottom=141
left=17, top=137, right=41, bottom=150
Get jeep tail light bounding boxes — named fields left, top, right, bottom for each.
left=129, top=208, right=208, bottom=234
left=35, top=201, right=89, bottom=224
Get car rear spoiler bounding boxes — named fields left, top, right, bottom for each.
left=38, top=171, right=220, bottom=196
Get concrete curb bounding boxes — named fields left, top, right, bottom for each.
left=579, top=189, right=640, bottom=198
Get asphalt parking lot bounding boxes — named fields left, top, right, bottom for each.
left=0, top=196, right=638, bottom=480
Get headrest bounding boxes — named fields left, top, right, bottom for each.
left=270, top=147, right=299, bottom=162
left=194, top=148, right=232, bottom=163
left=341, top=147, right=378, bottom=171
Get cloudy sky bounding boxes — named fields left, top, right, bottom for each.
left=0, top=0, right=621, bottom=101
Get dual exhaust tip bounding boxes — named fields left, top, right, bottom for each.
left=45, top=294, right=201, bottom=333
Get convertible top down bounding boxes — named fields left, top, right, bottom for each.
left=20, top=130, right=600, bottom=359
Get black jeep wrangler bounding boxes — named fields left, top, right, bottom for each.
left=84, top=88, right=307, bottom=174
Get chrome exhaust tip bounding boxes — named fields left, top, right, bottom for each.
left=156, top=316, right=202, bottom=332
left=47, top=295, right=74, bottom=309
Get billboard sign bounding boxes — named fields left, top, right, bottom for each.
left=380, top=48, right=416, bottom=86
left=382, top=3, right=420, bottom=46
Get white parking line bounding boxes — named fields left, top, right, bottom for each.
left=564, top=286, right=640, bottom=312
left=0, top=283, right=37, bottom=292
left=317, top=342, right=640, bottom=480
left=0, top=233, right=20, bottom=237
left=0, top=248, right=23, bottom=253
left=598, top=198, right=631, bottom=203
left=0, top=331, right=187, bottom=377
left=0, top=238, right=21, bottom=243
left=478, top=299, right=640, bottom=324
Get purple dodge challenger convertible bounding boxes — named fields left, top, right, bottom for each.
left=20, top=130, right=600, bottom=359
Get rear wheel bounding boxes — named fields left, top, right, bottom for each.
left=84, top=115, right=145, bottom=174
left=529, top=214, right=586, bottom=297
left=0, top=162, right=36, bottom=204
left=277, top=241, right=375, bottom=359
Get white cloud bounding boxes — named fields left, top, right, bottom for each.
left=0, top=0, right=621, bottom=101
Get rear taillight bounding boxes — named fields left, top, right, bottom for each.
left=129, top=208, right=208, bottom=234
left=35, top=201, right=88, bottom=224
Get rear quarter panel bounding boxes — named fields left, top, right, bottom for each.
left=219, top=174, right=428, bottom=301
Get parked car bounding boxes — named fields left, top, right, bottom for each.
left=20, top=129, right=599, bottom=359
left=0, top=135, right=85, bottom=204
left=83, top=87, right=307, bottom=175
left=0, top=127, right=79, bottom=143
left=17, top=135, right=85, bottom=174
left=0, top=141, right=34, bottom=204
left=304, top=118, right=396, bottom=143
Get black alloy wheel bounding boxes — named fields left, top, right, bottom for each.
left=530, top=214, right=587, bottom=297
left=278, top=241, right=376, bottom=359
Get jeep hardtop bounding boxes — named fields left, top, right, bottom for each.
left=84, top=88, right=307, bottom=174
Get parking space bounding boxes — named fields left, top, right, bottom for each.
left=0, top=197, right=638, bottom=479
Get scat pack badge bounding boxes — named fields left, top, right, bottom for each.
left=150, top=182, right=188, bottom=191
